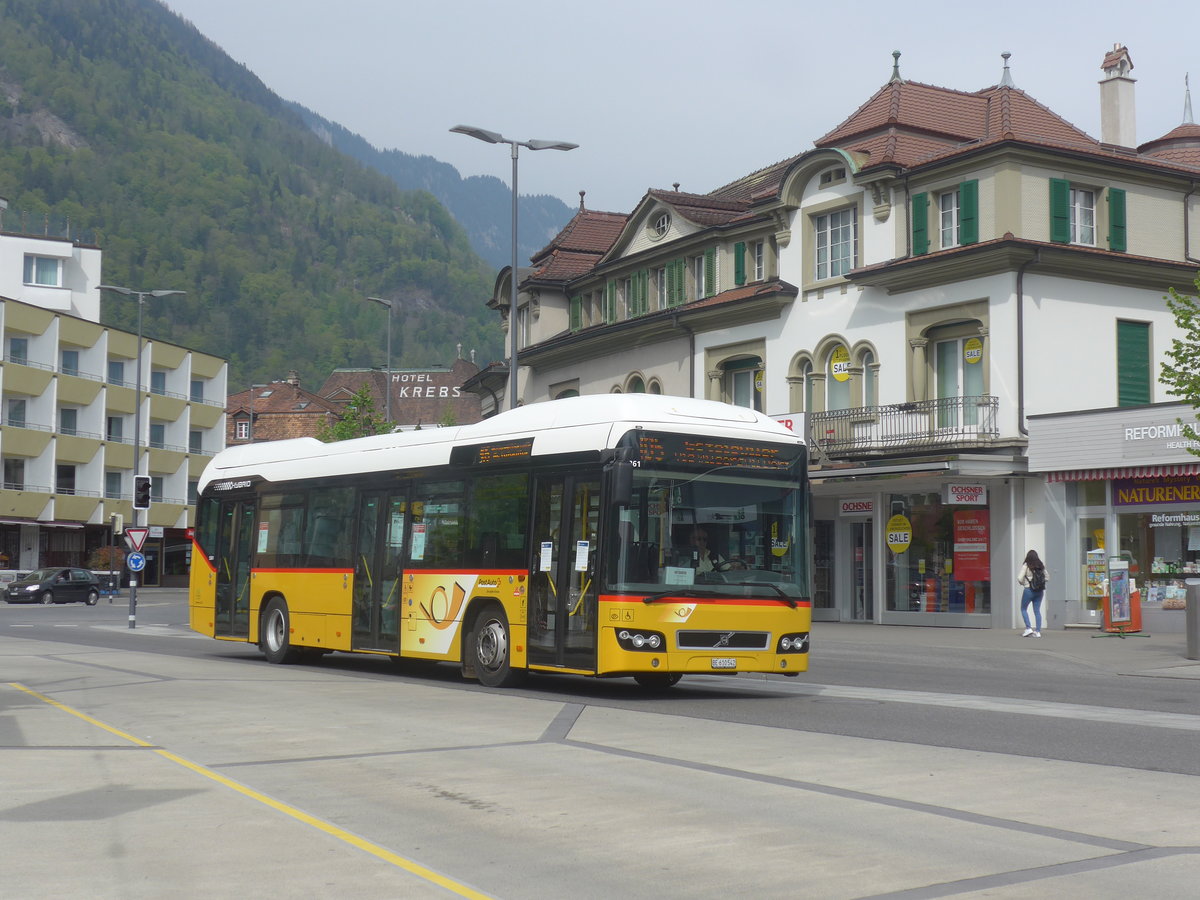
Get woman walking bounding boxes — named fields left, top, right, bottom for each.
left=1018, top=550, right=1048, bottom=637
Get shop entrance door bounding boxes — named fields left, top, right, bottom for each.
left=849, top=520, right=874, bottom=621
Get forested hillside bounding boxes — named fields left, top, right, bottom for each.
left=294, top=104, right=575, bottom=271
left=0, top=0, right=502, bottom=388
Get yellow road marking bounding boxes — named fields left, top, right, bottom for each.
left=8, top=683, right=492, bottom=899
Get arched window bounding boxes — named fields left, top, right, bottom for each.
left=826, top=344, right=851, bottom=411
left=627, top=376, right=646, bottom=393
left=861, top=349, right=877, bottom=408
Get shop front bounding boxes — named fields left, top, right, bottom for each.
left=809, top=459, right=1023, bottom=628
left=1030, top=404, right=1200, bottom=633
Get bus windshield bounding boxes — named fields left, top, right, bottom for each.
left=607, top=467, right=809, bottom=599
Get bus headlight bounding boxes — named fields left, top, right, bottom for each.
left=777, top=632, right=810, bottom=653
left=617, top=629, right=665, bottom=652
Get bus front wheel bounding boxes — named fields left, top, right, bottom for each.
left=469, top=603, right=525, bottom=688
left=261, top=598, right=301, bottom=664
left=634, top=673, right=682, bottom=690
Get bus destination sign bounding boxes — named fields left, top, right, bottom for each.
left=473, top=438, right=534, bottom=466
left=636, top=433, right=795, bottom=471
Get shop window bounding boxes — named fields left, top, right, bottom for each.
left=884, top=492, right=991, bottom=615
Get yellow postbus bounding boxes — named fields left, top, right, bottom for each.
left=190, top=394, right=811, bottom=688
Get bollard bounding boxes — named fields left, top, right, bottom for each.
left=1186, top=579, right=1200, bottom=661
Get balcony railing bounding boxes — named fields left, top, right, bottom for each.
left=809, top=395, right=1000, bottom=456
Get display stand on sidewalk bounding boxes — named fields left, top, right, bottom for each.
left=1093, top=557, right=1149, bottom=639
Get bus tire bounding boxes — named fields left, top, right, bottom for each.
left=261, top=597, right=301, bottom=665
left=634, top=673, right=682, bottom=690
left=469, top=603, right=525, bottom=688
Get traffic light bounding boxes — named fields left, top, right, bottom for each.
left=133, top=475, right=152, bottom=510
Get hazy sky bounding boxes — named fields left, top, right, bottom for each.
left=161, top=0, right=1196, bottom=213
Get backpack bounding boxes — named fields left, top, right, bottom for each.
left=1029, top=566, right=1046, bottom=592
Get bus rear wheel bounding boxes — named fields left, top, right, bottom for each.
left=469, top=603, right=525, bottom=688
left=261, top=598, right=301, bottom=664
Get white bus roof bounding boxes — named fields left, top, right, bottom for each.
left=199, top=394, right=803, bottom=491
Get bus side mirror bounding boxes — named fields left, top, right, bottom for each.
left=606, top=449, right=634, bottom=508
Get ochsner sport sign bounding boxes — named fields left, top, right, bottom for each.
left=943, top=483, right=987, bottom=505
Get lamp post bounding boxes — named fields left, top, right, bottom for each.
left=366, top=297, right=395, bottom=423
left=450, top=125, right=577, bottom=410
left=97, top=285, right=185, bottom=629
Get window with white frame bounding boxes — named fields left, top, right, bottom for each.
left=753, top=241, right=765, bottom=281
left=725, top=358, right=764, bottom=411
left=23, top=255, right=62, bottom=287
left=655, top=266, right=667, bottom=309
left=60, top=349, right=79, bottom=376
left=59, top=407, right=78, bottom=436
left=235, top=419, right=250, bottom=441
left=939, top=190, right=960, bottom=248
left=693, top=254, right=707, bottom=300
left=4, top=457, right=25, bottom=490
left=861, top=350, right=878, bottom=408
left=1070, top=188, right=1095, bottom=245
left=7, top=337, right=28, bottom=365
left=814, top=207, right=857, bottom=280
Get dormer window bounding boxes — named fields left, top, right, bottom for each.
left=649, top=212, right=671, bottom=240
left=819, top=167, right=847, bottom=187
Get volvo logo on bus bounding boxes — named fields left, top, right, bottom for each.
left=713, top=632, right=735, bottom=649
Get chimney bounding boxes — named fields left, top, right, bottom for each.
left=1099, top=44, right=1136, bottom=147
left=286, top=370, right=300, bottom=387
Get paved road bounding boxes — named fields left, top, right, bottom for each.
left=4, top=592, right=1200, bottom=898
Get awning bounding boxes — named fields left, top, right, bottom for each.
left=1046, top=463, right=1200, bottom=483
left=0, top=519, right=85, bottom=529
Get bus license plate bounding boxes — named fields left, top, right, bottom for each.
left=711, top=657, right=737, bottom=669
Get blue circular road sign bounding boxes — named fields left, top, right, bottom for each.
left=127, top=551, right=146, bottom=572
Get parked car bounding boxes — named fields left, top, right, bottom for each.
left=4, top=567, right=100, bottom=605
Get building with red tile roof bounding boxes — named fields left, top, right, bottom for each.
left=476, top=45, right=1200, bottom=633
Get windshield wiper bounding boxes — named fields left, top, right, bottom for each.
left=641, top=588, right=720, bottom=604
left=723, top=581, right=799, bottom=608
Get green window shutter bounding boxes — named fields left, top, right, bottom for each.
left=704, top=248, right=717, bottom=297
left=569, top=297, right=581, bottom=331
left=1049, top=178, right=1071, bottom=243
left=733, top=241, right=746, bottom=285
left=605, top=280, right=616, bottom=323
left=1108, top=188, right=1127, bottom=252
left=912, top=192, right=929, bottom=255
left=1116, top=320, right=1151, bottom=406
left=668, top=258, right=685, bottom=306
left=959, top=180, right=979, bottom=245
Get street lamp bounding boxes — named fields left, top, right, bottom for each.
left=97, top=284, right=185, bottom=630
left=366, top=296, right=395, bottom=423
left=450, top=124, right=577, bottom=410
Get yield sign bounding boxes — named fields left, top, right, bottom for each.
left=125, top=527, right=149, bottom=552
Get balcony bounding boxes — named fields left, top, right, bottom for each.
left=809, top=396, right=1000, bottom=457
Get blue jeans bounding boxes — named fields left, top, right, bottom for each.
left=1021, top=587, right=1045, bottom=629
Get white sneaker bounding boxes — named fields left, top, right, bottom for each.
left=1022, top=628, right=1034, bottom=636
left=1033, top=631, right=1042, bottom=638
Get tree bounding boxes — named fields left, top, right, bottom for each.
left=316, top=386, right=390, bottom=442
left=1161, top=271, right=1200, bottom=455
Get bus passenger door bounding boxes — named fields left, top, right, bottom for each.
left=352, top=490, right=406, bottom=652
left=214, top=500, right=254, bottom=638
left=527, top=474, right=601, bottom=671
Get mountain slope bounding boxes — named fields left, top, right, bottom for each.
left=0, top=0, right=502, bottom=388
left=294, top=104, right=575, bottom=271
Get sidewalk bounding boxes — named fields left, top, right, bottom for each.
left=813, top=619, right=1200, bottom=679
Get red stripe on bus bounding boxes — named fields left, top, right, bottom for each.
left=598, top=594, right=811, bottom=608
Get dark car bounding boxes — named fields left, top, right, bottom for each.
left=5, top=567, right=100, bottom=605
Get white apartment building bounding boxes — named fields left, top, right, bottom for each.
left=0, top=216, right=227, bottom=584
left=480, top=46, right=1200, bottom=631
